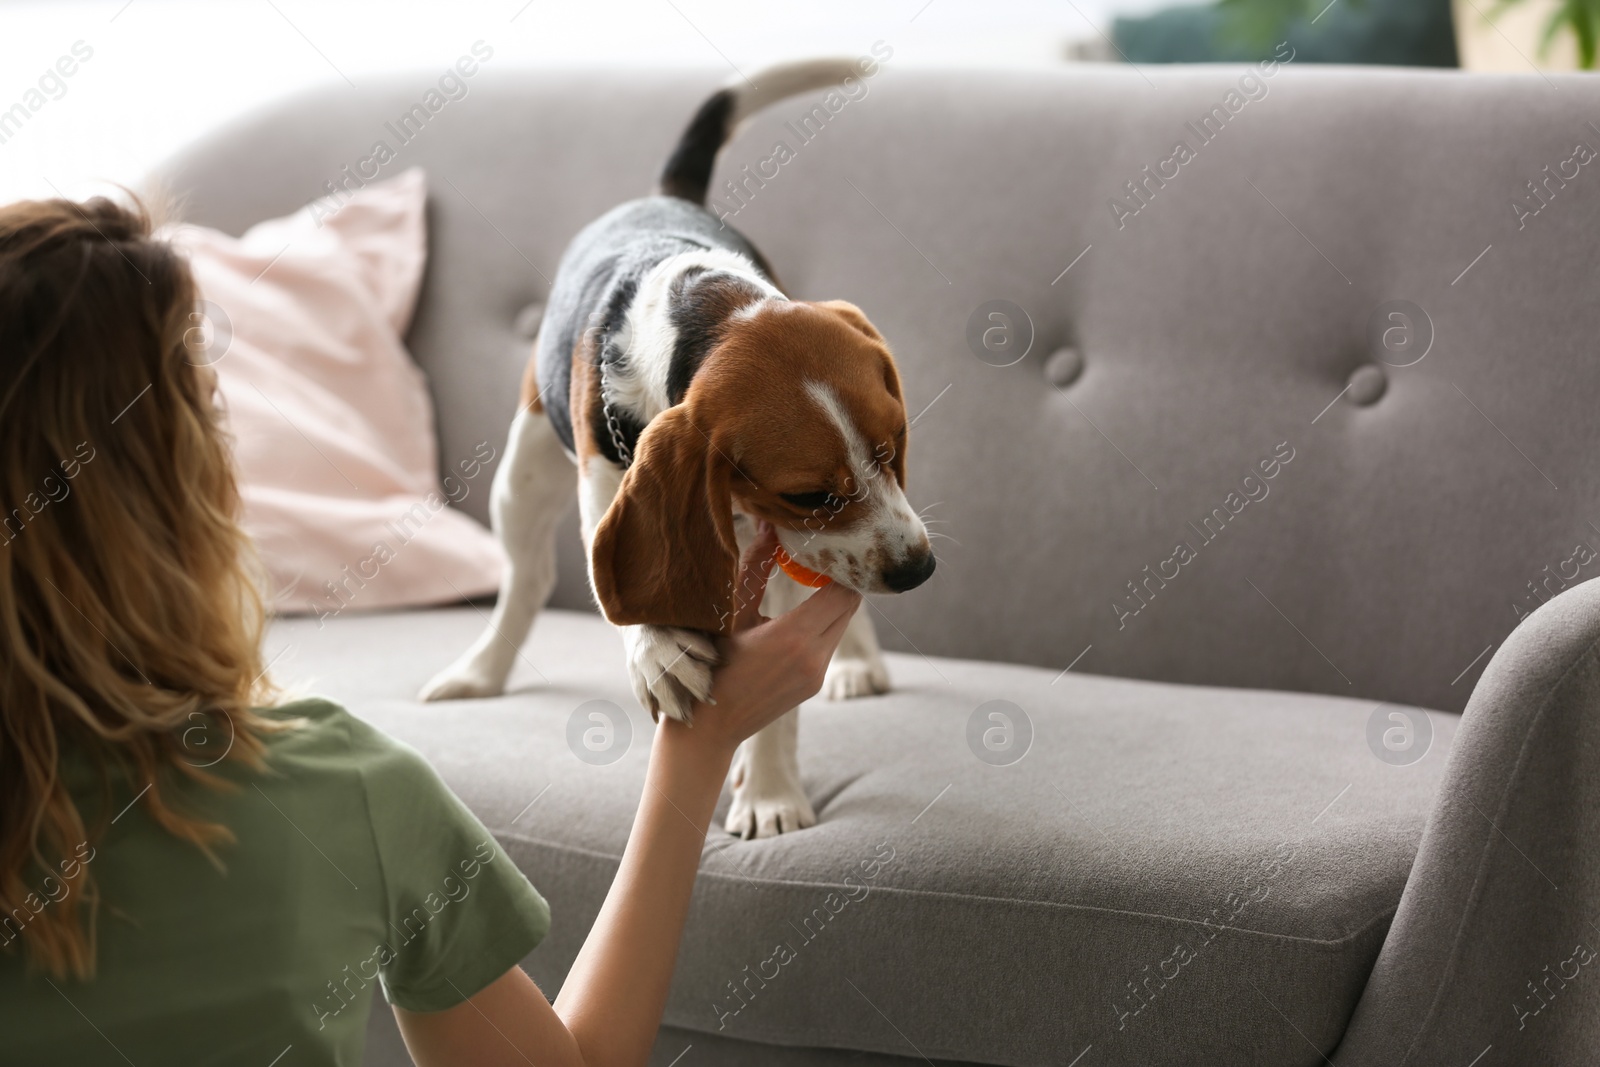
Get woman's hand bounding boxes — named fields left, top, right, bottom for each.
left=667, top=522, right=861, bottom=760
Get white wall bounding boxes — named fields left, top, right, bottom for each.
left=0, top=0, right=1165, bottom=206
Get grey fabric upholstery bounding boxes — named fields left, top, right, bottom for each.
left=268, top=608, right=1452, bottom=1066
left=153, top=66, right=1600, bottom=1064
left=1335, top=577, right=1600, bottom=1064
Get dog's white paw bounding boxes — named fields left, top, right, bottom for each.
left=418, top=659, right=506, bottom=702
left=725, top=777, right=817, bottom=839
left=625, top=625, right=718, bottom=723
left=823, top=656, right=890, bottom=700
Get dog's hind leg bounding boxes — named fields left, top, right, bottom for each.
left=419, top=406, right=574, bottom=701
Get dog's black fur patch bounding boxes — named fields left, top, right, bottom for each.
left=666, top=267, right=770, bottom=405
left=657, top=89, right=735, bottom=205
left=535, top=197, right=771, bottom=461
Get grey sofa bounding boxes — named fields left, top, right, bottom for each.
left=156, top=66, right=1600, bottom=1066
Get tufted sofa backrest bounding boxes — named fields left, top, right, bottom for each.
left=157, top=66, right=1600, bottom=714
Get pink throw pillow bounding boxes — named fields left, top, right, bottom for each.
left=169, top=168, right=504, bottom=618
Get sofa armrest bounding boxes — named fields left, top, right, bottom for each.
left=1335, top=577, right=1600, bottom=1065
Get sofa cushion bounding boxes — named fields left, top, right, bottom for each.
left=171, top=167, right=504, bottom=615
left=268, top=607, right=1454, bottom=1067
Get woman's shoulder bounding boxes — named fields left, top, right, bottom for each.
left=246, top=697, right=471, bottom=864
left=254, top=696, right=433, bottom=787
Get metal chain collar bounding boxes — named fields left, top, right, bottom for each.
left=598, top=357, right=634, bottom=470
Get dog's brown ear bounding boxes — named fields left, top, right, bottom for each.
left=591, top=406, right=740, bottom=634
left=818, top=300, right=908, bottom=486
left=880, top=352, right=908, bottom=487
left=816, top=299, right=885, bottom=343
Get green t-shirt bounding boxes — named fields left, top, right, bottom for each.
left=0, top=698, right=550, bottom=1066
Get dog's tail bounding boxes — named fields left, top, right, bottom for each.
left=657, top=58, right=865, bottom=205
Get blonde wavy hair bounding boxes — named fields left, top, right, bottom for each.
left=0, top=195, right=282, bottom=980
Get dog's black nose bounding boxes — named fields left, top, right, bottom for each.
left=882, top=553, right=935, bottom=592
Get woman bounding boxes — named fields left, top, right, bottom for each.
left=0, top=195, right=860, bottom=1066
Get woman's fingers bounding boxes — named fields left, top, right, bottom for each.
left=791, top=582, right=862, bottom=636
left=818, top=592, right=860, bottom=645
left=730, top=521, right=779, bottom=631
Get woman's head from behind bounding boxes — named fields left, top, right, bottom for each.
left=0, top=195, right=276, bottom=979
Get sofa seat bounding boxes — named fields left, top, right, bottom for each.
left=267, top=607, right=1454, bottom=1067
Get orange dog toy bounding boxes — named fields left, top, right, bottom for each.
left=773, top=547, right=833, bottom=588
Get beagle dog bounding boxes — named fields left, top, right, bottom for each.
left=420, top=59, right=935, bottom=838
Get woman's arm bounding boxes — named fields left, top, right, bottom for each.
left=393, top=723, right=737, bottom=1067
left=395, top=525, right=861, bottom=1067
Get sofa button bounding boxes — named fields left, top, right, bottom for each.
left=1044, top=346, right=1084, bottom=387
left=513, top=302, right=545, bottom=341
left=1346, top=364, right=1387, bottom=406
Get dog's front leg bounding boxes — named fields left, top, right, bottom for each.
left=619, top=624, right=719, bottom=723
left=823, top=603, right=891, bottom=699
left=723, top=570, right=817, bottom=838
left=579, top=458, right=720, bottom=723
left=725, top=706, right=815, bottom=838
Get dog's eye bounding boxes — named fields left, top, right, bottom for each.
left=781, top=491, right=841, bottom=511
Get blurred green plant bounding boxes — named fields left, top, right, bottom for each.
left=1490, top=0, right=1599, bottom=66
left=1214, top=0, right=1354, bottom=50
left=1217, top=0, right=1597, bottom=66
